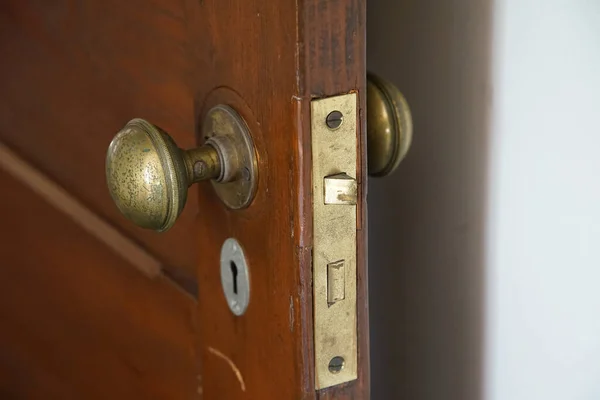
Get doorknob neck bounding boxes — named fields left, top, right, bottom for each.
left=183, top=144, right=221, bottom=184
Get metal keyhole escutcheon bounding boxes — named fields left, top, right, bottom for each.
left=220, top=238, right=250, bottom=316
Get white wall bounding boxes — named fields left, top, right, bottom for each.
left=486, top=2, right=600, bottom=400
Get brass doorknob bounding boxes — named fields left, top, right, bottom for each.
left=106, top=105, right=257, bottom=232
left=367, top=73, right=413, bottom=177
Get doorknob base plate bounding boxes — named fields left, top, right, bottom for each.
left=203, top=105, right=258, bottom=209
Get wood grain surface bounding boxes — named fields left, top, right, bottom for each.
left=0, top=0, right=367, bottom=398
left=0, top=169, right=198, bottom=399
left=189, top=0, right=368, bottom=398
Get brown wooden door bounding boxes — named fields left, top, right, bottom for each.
left=0, top=1, right=367, bottom=399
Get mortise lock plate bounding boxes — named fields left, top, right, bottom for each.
left=311, top=76, right=412, bottom=389
left=311, top=93, right=358, bottom=389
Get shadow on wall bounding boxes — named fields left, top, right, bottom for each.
left=367, top=1, right=493, bottom=399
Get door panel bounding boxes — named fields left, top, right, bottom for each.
left=0, top=0, right=368, bottom=398
left=0, top=1, right=199, bottom=279
left=0, top=168, right=197, bottom=399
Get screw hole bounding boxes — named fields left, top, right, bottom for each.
left=325, top=110, right=344, bottom=130
left=242, top=167, right=251, bottom=181
left=230, top=261, right=239, bottom=295
left=328, top=356, right=345, bottom=374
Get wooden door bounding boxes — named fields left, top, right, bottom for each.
left=0, top=1, right=368, bottom=399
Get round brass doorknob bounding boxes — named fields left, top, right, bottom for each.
left=106, top=105, right=257, bottom=232
left=367, top=73, right=413, bottom=177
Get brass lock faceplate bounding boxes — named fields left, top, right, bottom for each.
left=311, top=93, right=358, bottom=389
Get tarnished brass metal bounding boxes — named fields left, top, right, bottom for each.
left=311, top=93, right=358, bottom=389
left=327, top=260, right=346, bottom=305
left=105, top=105, right=257, bottom=232
left=324, top=173, right=358, bottom=205
left=203, top=105, right=258, bottom=210
left=367, top=72, right=413, bottom=177
left=105, top=119, right=199, bottom=232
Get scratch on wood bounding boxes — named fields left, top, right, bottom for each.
left=207, top=346, right=246, bottom=392
left=289, top=295, right=295, bottom=332
left=196, top=374, right=203, bottom=396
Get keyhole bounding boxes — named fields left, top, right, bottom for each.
left=230, top=261, right=239, bottom=295
left=220, top=238, right=250, bottom=316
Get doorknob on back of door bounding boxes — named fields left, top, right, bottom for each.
left=105, top=105, right=258, bottom=232
left=367, top=72, right=413, bottom=177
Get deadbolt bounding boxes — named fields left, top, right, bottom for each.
left=105, top=105, right=258, bottom=232
left=367, top=72, right=413, bottom=177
